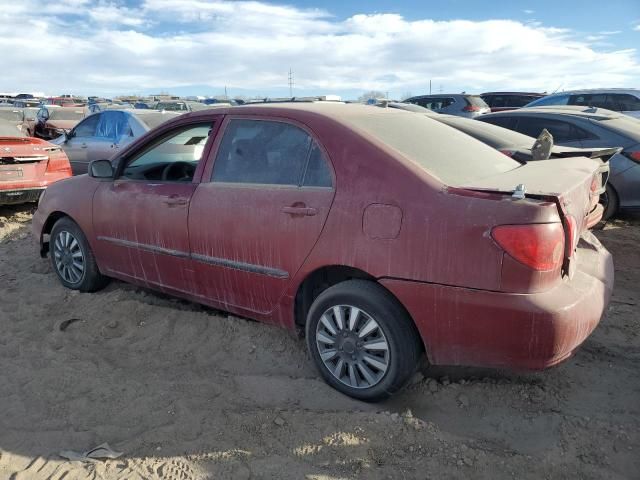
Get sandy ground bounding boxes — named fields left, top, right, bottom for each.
left=0, top=204, right=638, bottom=480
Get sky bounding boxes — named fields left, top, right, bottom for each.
left=0, top=0, right=639, bottom=100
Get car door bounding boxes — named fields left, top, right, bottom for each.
left=64, top=113, right=101, bottom=174
left=92, top=120, right=216, bottom=294
left=88, top=111, right=132, bottom=165
left=188, top=116, right=335, bottom=317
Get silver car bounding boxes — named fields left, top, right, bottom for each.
left=52, top=109, right=180, bottom=175
left=402, top=94, right=491, bottom=118
left=524, top=89, right=640, bottom=119
left=478, top=106, right=640, bottom=218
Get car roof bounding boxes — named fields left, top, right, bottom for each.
left=481, top=92, right=544, bottom=96
left=483, top=105, right=625, bottom=120
left=542, top=88, right=639, bottom=96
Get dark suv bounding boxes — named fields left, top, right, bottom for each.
left=481, top=92, right=545, bottom=112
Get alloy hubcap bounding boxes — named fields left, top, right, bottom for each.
left=53, top=230, right=85, bottom=284
left=316, top=305, right=390, bottom=389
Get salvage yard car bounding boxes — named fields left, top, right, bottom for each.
left=479, top=106, right=640, bottom=218
left=34, top=106, right=85, bottom=140
left=0, top=121, right=72, bottom=205
left=52, top=109, right=181, bottom=175
left=32, top=104, right=613, bottom=401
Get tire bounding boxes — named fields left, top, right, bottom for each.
left=50, top=217, right=109, bottom=292
left=305, top=279, right=422, bottom=402
left=600, top=184, right=619, bottom=221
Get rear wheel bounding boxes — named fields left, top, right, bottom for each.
left=305, top=280, right=422, bottom=402
left=50, top=217, right=109, bottom=292
left=600, top=184, right=619, bottom=221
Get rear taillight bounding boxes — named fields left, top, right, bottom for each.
left=463, top=105, right=481, bottom=112
left=623, top=150, right=640, bottom=163
left=491, top=223, right=565, bottom=271
left=45, top=151, right=72, bottom=175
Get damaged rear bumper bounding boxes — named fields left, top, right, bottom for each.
left=380, top=231, right=614, bottom=370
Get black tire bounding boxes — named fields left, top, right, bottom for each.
left=600, top=184, right=619, bottom=221
left=305, top=279, right=422, bottom=402
left=50, top=217, right=109, bottom=292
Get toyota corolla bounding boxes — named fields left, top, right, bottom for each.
left=32, top=104, right=613, bottom=401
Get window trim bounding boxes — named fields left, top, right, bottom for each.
left=205, top=115, right=335, bottom=190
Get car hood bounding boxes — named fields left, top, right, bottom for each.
left=45, top=120, right=78, bottom=130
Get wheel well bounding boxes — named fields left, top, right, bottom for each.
left=294, top=266, right=373, bottom=327
left=39, top=211, right=69, bottom=256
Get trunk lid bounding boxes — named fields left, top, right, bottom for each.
left=464, top=156, right=604, bottom=261
left=0, top=137, right=53, bottom=185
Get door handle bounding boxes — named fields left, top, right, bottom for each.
left=111, top=144, right=119, bottom=149
left=81, top=143, right=87, bottom=149
left=282, top=205, right=317, bottom=216
left=163, top=196, right=189, bottom=207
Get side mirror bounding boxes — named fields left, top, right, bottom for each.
left=89, top=159, right=114, bottom=179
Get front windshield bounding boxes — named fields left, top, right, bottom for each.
left=156, top=102, right=186, bottom=111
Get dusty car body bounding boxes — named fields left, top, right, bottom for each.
left=0, top=122, right=72, bottom=205
left=478, top=106, right=640, bottom=218
left=34, top=106, right=85, bottom=140
left=52, top=110, right=181, bottom=175
left=33, top=104, right=613, bottom=401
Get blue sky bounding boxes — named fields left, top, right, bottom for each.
left=0, top=0, right=638, bottom=99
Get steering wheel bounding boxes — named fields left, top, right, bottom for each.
left=160, top=161, right=195, bottom=182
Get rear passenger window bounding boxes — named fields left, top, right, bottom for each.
left=569, top=94, right=615, bottom=110
left=611, top=94, right=640, bottom=111
left=514, top=117, right=593, bottom=142
left=479, top=116, right=517, bottom=130
left=302, top=143, right=332, bottom=187
left=213, top=119, right=332, bottom=187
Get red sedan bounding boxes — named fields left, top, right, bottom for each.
left=1, top=122, right=72, bottom=205
left=32, top=104, right=613, bottom=401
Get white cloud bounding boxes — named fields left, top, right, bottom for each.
left=634, top=24, right=640, bottom=31
left=0, top=0, right=638, bottom=97
left=523, top=9, right=535, bottom=15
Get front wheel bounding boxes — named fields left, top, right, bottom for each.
left=50, top=217, right=109, bottom=292
left=305, top=280, right=422, bottom=402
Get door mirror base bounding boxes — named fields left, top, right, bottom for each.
left=89, top=159, right=114, bottom=179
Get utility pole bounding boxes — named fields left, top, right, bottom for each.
left=288, top=69, right=294, bottom=97
left=224, top=85, right=228, bottom=99
left=429, top=79, right=432, bottom=95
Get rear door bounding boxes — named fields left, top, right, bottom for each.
left=189, top=116, right=335, bottom=317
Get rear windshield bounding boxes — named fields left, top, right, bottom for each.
left=157, top=102, right=187, bottom=111
left=437, top=116, right=535, bottom=149
left=344, top=110, right=521, bottom=186
left=49, top=109, right=85, bottom=120
left=598, top=116, right=640, bottom=142
left=0, top=109, right=24, bottom=122
left=136, top=112, right=180, bottom=130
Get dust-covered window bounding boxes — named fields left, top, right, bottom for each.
left=213, top=119, right=331, bottom=187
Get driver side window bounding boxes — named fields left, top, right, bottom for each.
left=121, top=122, right=212, bottom=182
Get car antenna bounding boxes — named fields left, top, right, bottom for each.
left=551, top=83, right=563, bottom=94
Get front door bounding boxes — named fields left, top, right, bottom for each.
left=189, top=117, right=335, bottom=317
left=92, top=121, right=215, bottom=294
left=64, top=113, right=100, bottom=174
